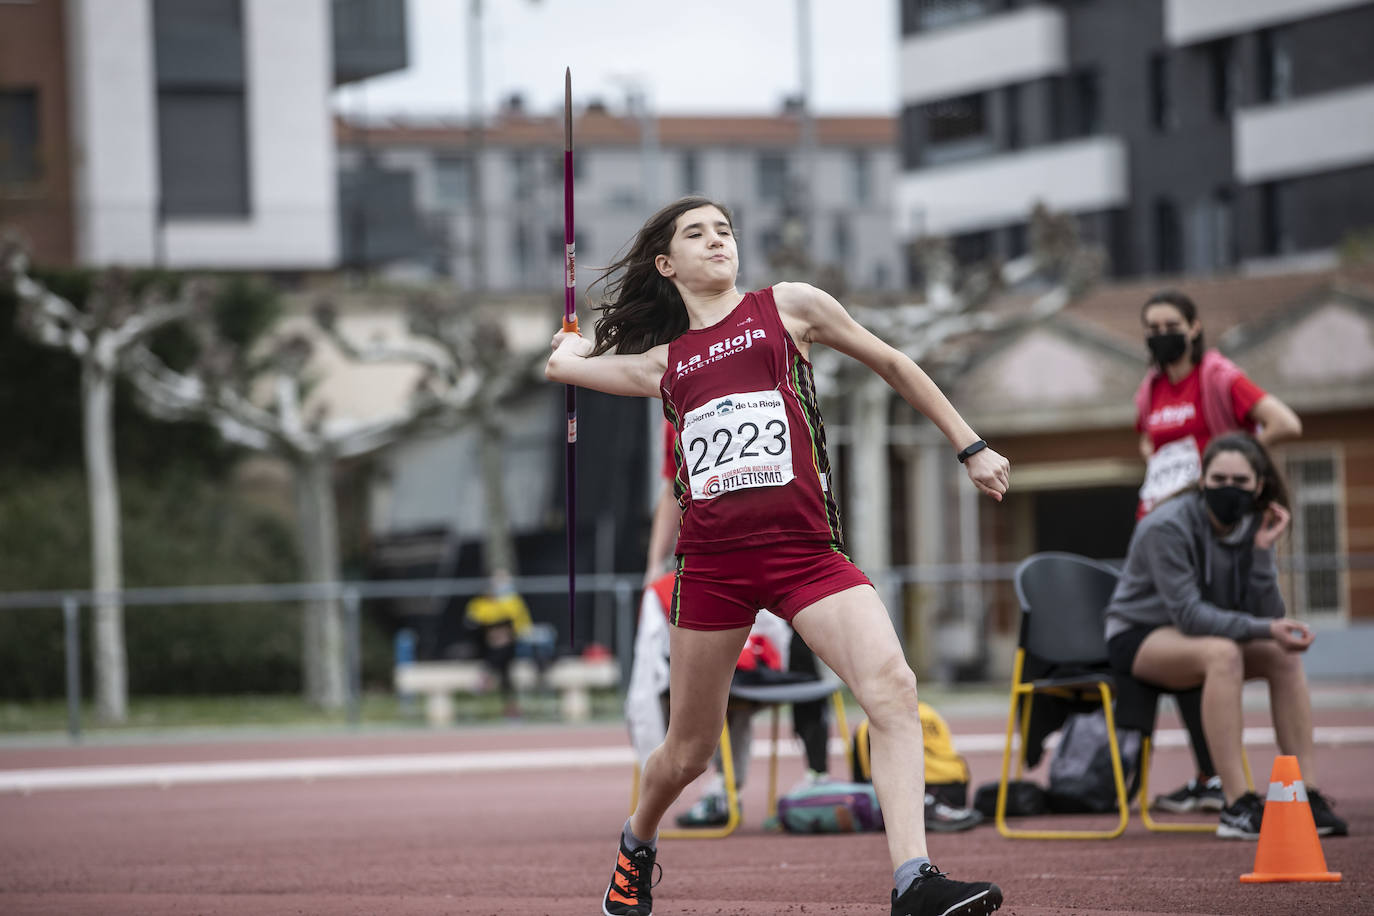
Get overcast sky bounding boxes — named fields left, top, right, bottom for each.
left=334, top=0, right=899, bottom=119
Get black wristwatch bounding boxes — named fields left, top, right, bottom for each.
left=956, top=439, right=988, bottom=464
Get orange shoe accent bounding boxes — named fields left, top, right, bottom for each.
left=608, top=886, right=638, bottom=906
left=1240, top=756, right=1342, bottom=884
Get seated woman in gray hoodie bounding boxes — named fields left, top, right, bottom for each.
left=1104, top=432, right=1346, bottom=840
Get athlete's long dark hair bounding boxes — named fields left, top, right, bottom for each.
left=589, top=195, right=735, bottom=356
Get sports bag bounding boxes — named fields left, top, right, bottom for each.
left=851, top=702, right=971, bottom=806
left=776, top=781, right=884, bottom=833
left=1046, top=709, right=1141, bottom=814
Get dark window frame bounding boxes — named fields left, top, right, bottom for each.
left=0, top=87, right=41, bottom=187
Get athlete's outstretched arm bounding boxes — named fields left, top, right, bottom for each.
left=545, top=330, right=667, bottom=398
left=775, top=282, right=1010, bottom=501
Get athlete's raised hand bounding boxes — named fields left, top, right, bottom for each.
left=551, top=327, right=591, bottom=354
left=965, top=448, right=1010, bottom=502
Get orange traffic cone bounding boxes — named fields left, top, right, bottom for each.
left=1240, top=756, right=1341, bottom=883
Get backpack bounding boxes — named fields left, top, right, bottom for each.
left=851, top=702, right=971, bottom=807
left=1046, top=709, right=1142, bottom=814
left=776, top=781, right=884, bottom=833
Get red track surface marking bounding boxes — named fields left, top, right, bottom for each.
left=0, top=703, right=1368, bottom=915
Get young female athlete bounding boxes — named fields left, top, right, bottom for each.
left=547, top=196, right=1008, bottom=916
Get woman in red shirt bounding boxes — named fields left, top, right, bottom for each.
left=1133, top=288, right=1302, bottom=814
left=1135, top=290, right=1302, bottom=518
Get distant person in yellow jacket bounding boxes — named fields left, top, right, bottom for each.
left=465, top=569, right=532, bottom=718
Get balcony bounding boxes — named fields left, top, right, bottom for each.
left=897, top=136, right=1127, bottom=238
left=333, top=0, right=408, bottom=85
left=1234, top=84, right=1374, bottom=184
left=899, top=5, right=1066, bottom=106
left=1164, top=0, right=1370, bottom=45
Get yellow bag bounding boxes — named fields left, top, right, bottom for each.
left=850, top=702, right=971, bottom=804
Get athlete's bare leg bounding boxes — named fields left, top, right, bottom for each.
left=791, top=585, right=927, bottom=869
left=629, top=623, right=751, bottom=841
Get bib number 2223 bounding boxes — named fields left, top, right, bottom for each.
left=680, top=390, right=795, bottom=501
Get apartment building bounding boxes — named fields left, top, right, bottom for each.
left=0, top=0, right=407, bottom=269
left=896, top=0, right=1374, bottom=278
left=336, top=101, right=903, bottom=294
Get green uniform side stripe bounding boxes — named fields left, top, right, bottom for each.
left=671, top=555, right=685, bottom=627
left=790, top=354, right=845, bottom=550
left=661, top=400, right=688, bottom=505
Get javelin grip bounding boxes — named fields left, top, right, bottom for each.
left=562, top=316, right=579, bottom=334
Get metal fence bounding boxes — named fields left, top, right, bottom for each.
left=2, top=553, right=1370, bottom=742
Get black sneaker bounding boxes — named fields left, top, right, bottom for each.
left=891, top=863, right=1002, bottom=916
left=603, top=835, right=660, bottom=916
left=1217, top=792, right=1265, bottom=840
left=1153, top=775, right=1224, bottom=813
left=1307, top=787, right=1348, bottom=837
left=925, top=794, right=984, bottom=833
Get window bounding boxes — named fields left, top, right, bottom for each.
left=1052, top=70, right=1100, bottom=140
left=757, top=153, right=789, bottom=202
left=681, top=151, right=700, bottom=194
left=926, top=93, right=987, bottom=145
left=434, top=155, right=472, bottom=206
left=1260, top=181, right=1292, bottom=256
left=1153, top=197, right=1181, bottom=274
left=1149, top=53, right=1173, bottom=132
left=1257, top=28, right=1293, bottom=103
left=1206, top=38, right=1237, bottom=117
left=1286, top=453, right=1345, bottom=619
left=1004, top=84, right=1022, bottom=151
left=153, top=0, right=249, bottom=217
left=900, top=104, right=924, bottom=170
left=1006, top=222, right=1028, bottom=259
left=951, top=229, right=992, bottom=265
left=1186, top=189, right=1234, bottom=273
left=852, top=150, right=871, bottom=203
left=510, top=152, right=533, bottom=201
left=0, top=88, right=39, bottom=186
left=157, top=94, right=249, bottom=215
left=513, top=222, right=533, bottom=281
left=902, top=0, right=1006, bottom=34
left=833, top=214, right=852, bottom=263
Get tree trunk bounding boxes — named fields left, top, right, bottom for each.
left=479, top=414, right=516, bottom=574
left=83, top=361, right=127, bottom=723
left=294, top=455, right=346, bottom=709
left=848, top=375, right=891, bottom=605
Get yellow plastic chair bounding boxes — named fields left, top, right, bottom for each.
left=998, top=553, right=1131, bottom=840
left=630, top=678, right=848, bottom=839
left=1116, top=681, right=1254, bottom=833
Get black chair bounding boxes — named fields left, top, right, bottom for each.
left=998, top=552, right=1131, bottom=839
left=1115, top=675, right=1253, bottom=833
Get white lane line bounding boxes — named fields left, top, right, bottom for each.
left=1, top=725, right=1370, bottom=794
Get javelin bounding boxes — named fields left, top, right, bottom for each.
left=562, top=68, right=579, bottom=646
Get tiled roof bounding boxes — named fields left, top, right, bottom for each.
left=337, top=112, right=895, bottom=149
left=1063, top=264, right=1374, bottom=346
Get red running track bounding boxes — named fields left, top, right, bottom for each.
left=0, top=701, right=1369, bottom=915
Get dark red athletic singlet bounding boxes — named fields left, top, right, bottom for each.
left=660, top=287, right=843, bottom=555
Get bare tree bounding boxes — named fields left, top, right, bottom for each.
left=3, top=244, right=204, bottom=723
left=810, top=204, right=1105, bottom=603
left=124, top=293, right=543, bottom=708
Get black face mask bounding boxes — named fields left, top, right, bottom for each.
left=1147, top=332, right=1188, bottom=368
left=1203, top=485, right=1256, bottom=527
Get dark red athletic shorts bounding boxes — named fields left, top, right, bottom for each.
left=670, top=541, right=873, bottom=631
